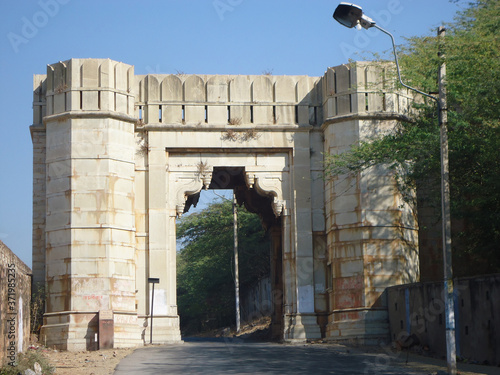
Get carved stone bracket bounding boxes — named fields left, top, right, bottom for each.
left=169, top=161, right=289, bottom=219
left=175, top=204, right=185, bottom=217
left=246, top=171, right=289, bottom=217
left=173, top=168, right=213, bottom=217
left=201, top=172, right=213, bottom=190
left=273, top=199, right=286, bottom=217
left=245, top=173, right=255, bottom=189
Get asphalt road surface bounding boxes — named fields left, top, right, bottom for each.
left=114, top=337, right=430, bottom=375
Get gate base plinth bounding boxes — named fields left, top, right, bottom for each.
left=283, top=313, right=322, bottom=342
left=325, top=308, right=389, bottom=346
left=143, top=315, right=183, bottom=345
left=41, top=311, right=143, bottom=351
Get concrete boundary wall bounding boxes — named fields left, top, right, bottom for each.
left=387, top=274, right=500, bottom=366
left=241, top=277, right=272, bottom=324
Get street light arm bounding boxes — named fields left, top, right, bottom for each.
left=373, top=24, right=439, bottom=105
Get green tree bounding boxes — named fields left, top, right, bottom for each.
left=176, top=198, right=270, bottom=333
left=325, top=0, right=500, bottom=276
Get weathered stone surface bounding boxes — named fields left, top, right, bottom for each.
left=32, top=58, right=418, bottom=350
left=0, top=241, right=31, bottom=366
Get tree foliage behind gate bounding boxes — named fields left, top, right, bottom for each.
left=176, top=199, right=270, bottom=333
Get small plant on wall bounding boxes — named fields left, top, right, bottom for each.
left=222, top=129, right=238, bottom=142
left=54, top=83, right=68, bottom=94
left=241, top=129, right=260, bottom=141
left=228, top=117, right=242, bottom=126
left=136, top=133, right=149, bottom=156
left=222, top=129, right=260, bottom=142
left=197, top=160, right=209, bottom=175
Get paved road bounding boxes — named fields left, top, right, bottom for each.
left=114, top=338, right=429, bottom=374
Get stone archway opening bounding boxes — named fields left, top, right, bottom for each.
left=180, top=167, right=284, bottom=339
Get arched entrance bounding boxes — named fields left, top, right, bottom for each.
left=153, top=150, right=321, bottom=342
left=181, top=166, right=283, bottom=337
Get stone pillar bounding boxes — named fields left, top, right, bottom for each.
left=40, top=59, right=140, bottom=350
left=142, top=122, right=182, bottom=344
left=283, top=132, right=322, bottom=341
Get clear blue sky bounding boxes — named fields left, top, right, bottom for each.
left=0, top=0, right=466, bottom=267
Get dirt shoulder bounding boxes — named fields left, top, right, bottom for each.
left=38, top=346, right=135, bottom=375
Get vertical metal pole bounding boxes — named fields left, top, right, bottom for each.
left=233, top=191, right=241, bottom=333
left=438, top=26, right=457, bottom=375
left=150, top=282, right=155, bottom=344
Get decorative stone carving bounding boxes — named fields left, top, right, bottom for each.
left=245, top=173, right=255, bottom=189
left=246, top=172, right=288, bottom=217
left=173, top=170, right=213, bottom=217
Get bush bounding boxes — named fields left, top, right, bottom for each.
left=31, top=283, right=46, bottom=338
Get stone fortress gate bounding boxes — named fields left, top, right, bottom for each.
left=31, top=59, right=419, bottom=350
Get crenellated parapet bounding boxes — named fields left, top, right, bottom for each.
left=32, top=60, right=415, bottom=128
left=322, top=61, right=414, bottom=122
left=135, top=74, right=321, bottom=126
left=35, top=59, right=135, bottom=119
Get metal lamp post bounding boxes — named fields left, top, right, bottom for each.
left=233, top=192, right=241, bottom=333
left=214, top=190, right=241, bottom=333
left=333, top=3, right=456, bottom=374
left=148, top=277, right=160, bottom=344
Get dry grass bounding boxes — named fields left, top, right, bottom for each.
left=228, top=117, right=242, bottom=126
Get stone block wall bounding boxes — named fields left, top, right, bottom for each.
left=322, top=62, right=419, bottom=343
left=31, top=58, right=420, bottom=348
left=388, top=274, right=500, bottom=366
left=0, top=241, right=31, bottom=366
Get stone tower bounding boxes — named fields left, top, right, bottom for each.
left=321, top=63, right=419, bottom=342
left=32, top=59, right=160, bottom=349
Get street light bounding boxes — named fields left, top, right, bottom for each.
left=333, top=4, right=456, bottom=375
left=333, top=3, right=375, bottom=29
left=333, top=3, right=436, bottom=102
